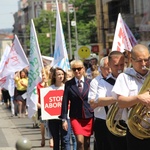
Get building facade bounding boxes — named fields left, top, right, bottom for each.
left=97, top=0, right=150, bottom=54
left=0, top=34, right=13, bottom=60
left=13, top=0, right=150, bottom=56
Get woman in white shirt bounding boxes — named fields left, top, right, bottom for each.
left=48, top=67, right=69, bottom=150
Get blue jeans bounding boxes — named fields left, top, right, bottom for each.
left=62, top=119, right=77, bottom=150
left=71, top=127, right=77, bottom=150
left=61, top=119, right=71, bottom=150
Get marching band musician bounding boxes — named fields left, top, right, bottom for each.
left=112, top=44, right=150, bottom=150
left=88, top=56, right=111, bottom=150
left=88, top=51, right=127, bottom=150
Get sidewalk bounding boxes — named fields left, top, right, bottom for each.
left=0, top=104, right=52, bottom=150
left=0, top=104, right=94, bottom=150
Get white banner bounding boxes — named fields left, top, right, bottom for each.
left=112, top=13, right=136, bottom=52
left=0, top=45, right=11, bottom=73
left=0, top=35, right=29, bottom=78
left=124, top=22, right=137, bottom=47
left=27, top=19, right=44, bottom=118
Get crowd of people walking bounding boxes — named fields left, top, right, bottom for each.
left=0, top=44, right=150, bottom=150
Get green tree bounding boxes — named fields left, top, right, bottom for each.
left=25, top=10, right=56, bottom=56
left=25, top=0, right=97, bottom=57
left=70, top=0, right=97, bottom=53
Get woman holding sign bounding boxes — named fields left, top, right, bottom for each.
left=47, top=67, right=68, bottom=150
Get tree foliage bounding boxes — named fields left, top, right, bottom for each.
left=25, top=10, right=56, bottom=56
left=25, top=0, right=97, bottom=57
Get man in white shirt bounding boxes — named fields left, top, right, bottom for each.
left=88, top=51, right=127, bottom=150
left=88, top=56, right=110, bottom=150
left=112, top=44, right=150, bottom=150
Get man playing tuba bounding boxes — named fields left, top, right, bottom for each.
left=88, top=51, right=127, bottom=150
left=112, top=44, right=150, bottom=150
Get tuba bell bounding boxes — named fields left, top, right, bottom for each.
left=127, top=66, right=150, bottom=139
left=106, top=102, right=127, bottom=137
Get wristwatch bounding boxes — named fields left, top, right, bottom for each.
left=62, top=119, right=67, bottom=122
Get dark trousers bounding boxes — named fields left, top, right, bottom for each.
left=126, top=128, right=150, bottom=150
left=94, top=118, right=111, bottom=150
left=48, top=119, right=71, bottom=150
left=48, top=119, right=62, bottom=150
left=107, top=127, right=127, bottom=150
left=1, top=89, right=10, bottom=104
left=94, top=118, right=127, bottom=150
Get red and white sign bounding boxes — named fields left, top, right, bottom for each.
left=40, top=88, right=64, bottom=120
left=112, top=13, right=137, bottom=52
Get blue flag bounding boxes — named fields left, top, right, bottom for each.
left=53, top=0, right=70, bottom=72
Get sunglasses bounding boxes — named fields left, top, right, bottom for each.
left=72, top=67, right=83, bottom=72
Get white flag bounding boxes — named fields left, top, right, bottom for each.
left=0, top=74, right=15, bottom=97
left=0, top=45, right=11, bottom=73
left=0, top=35, right=29, bottom=78
left=14, top=35, right=29, bottom=64
left=53, top=0, right=70, bottom=72
left=112, top=13, right=137, bottom=52
left=27, top=19, right=44, bottom=118
left=124, top=22, right=137, bottom=47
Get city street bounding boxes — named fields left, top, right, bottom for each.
left=0, top=104, right=94, bottom=150
left=0, top=104, right=51, bottom=150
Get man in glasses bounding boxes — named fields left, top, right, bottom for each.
left=61, top=59, right=94, bottom=150
left=112, top=44, right=150, bottom=150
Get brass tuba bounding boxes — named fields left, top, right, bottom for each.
left=106, top=102, right=127, bottom=137
left=127, top=66, right=150, bottom=139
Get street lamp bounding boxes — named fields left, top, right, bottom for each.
left=100, top=0, right=106, bottom=49
left=45, top=18, right=53, bottom=56
left=70, top=5, right=78, bottom=57
left=66, top=0, right=72, bottom=60
left=49, top=19, right=53, bottom=56
left=73, top=7, right=78, bottom=51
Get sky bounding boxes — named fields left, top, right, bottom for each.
left=0, top=0, right=19, bottom=29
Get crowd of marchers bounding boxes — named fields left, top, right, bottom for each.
left=0, top=44, right=150, bottom=150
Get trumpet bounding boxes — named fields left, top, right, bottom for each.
left=127, top=66, right=150, bottom=139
